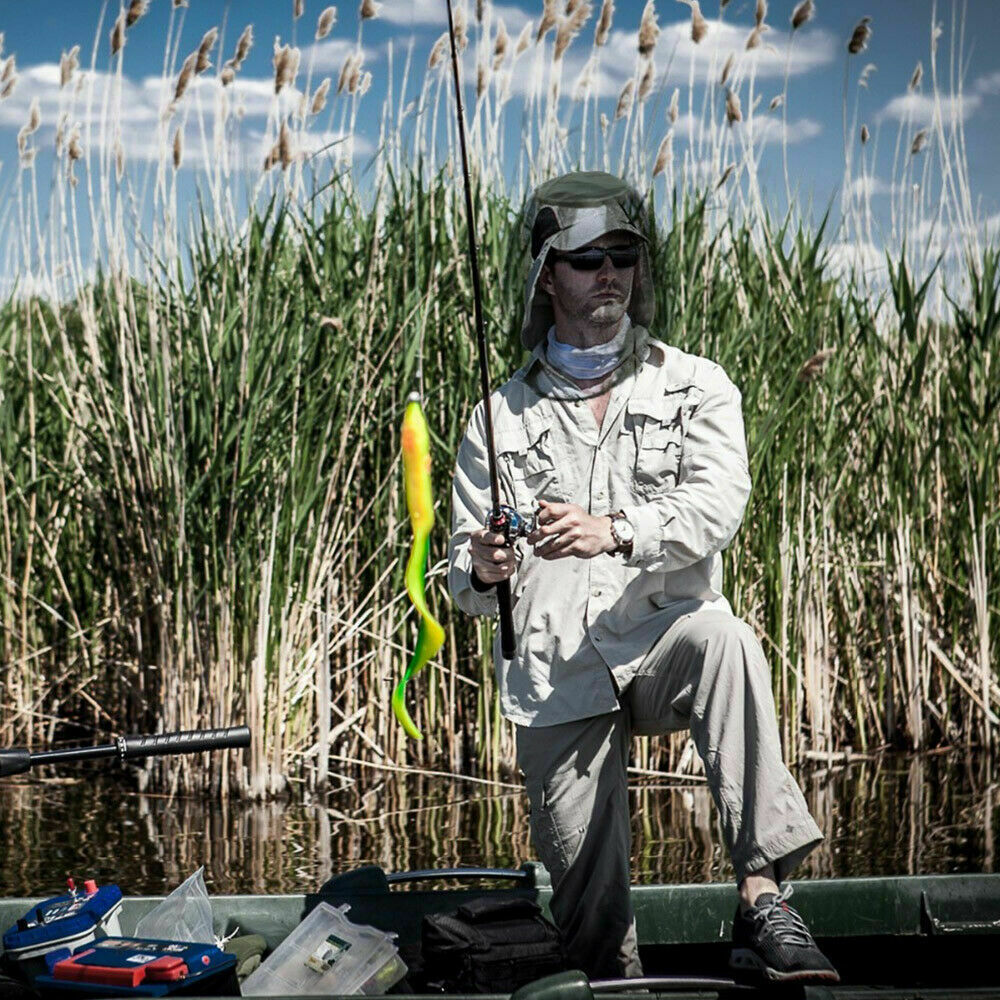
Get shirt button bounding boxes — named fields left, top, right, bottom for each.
left=593, top=633, right=603, bottom=642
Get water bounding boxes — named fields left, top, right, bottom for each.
left=0, top=752, right=995, bottom=897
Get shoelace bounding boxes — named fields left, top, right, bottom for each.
left=748, top=885, right=815, bottom=947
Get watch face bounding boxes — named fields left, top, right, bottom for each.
left=614, top=516, right=634, bottom=544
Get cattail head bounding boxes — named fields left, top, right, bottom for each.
left=791, top=0, right=814, bottom=30
left=126, top=0, right=148, bottom=27
left=668, top=86, right=678, bottom=123
left=858, top=61, right=876, bottom=87
left=311, top=77, right=331, bottom=114
left=614, top=78, right=634, bottom=119
left=537, top=0, right=558, bottom=41
left=273, top=42, right=301, bottom=93
left=278, top=120, right=292, bottom=167
left=860, top=123, right=869, bottom=143
left=595, top=0, right=613, bottom=46
left=60, top=45, right=80, bottom=88
left=847, top=16, right=871, bottom=54
left=476, top=0, right=485, bottom=20
left=910, top=128, right=928, bottom=154
left=796, top=348, right=835, bottom=382
left=515, top=20, right=533, bottom=55
left=172, top=126, right=183, bottom=168
left=720, top=52, right=734, bottom=86
left=174, top=52, right=197, bottom=103
left=638, top=57, right=655, bottom=100
left=908, top=60, right=922, bottom=90
left=196, top=27, right=218, bottom=73
left=67, top=128, right=83, bottom=161
left=1, top=73, right=17, bottom=101
left=221, top=65, right=235, bottom=85
left=725, top=86, right=742, bottom=124
left=599, top=111, right=609, bottom=134
left=755, top=0, right=767, bottom=28
left=554, top=1, right=591, bottom=60
left=114, top=137, right=124, bottom=181
left=769, top=94, right=783, bottom=110
left=316, top=6, right=337, bottom=39
left=716, top=162, right=735, bottom=189
left=746, top=25, right=766, bottom=49
left=683, top=0, right=707, bottom=44
left=493, top=19, right=509, bottom=68
left=476, top=61, right=487, bottom=97
left=453, top=3, right=468, bottom=49
left=111, top=13, right=126, bottom=55
left=359, top=0, right=379, bottom=19
left=173, top=0, right=188, bottom=7
left=428, top=32, right=449, bottom=68
left=1, top=55, right=14, bottom=83
left=652, top=131, right=672, bottom=175
left=234, top=25, right=254, bottom=67
left=638, top=1, right=659, bottom=56
left=294, top=0, right=304, bottom=19
left=337, top=51, right=358, bottom=92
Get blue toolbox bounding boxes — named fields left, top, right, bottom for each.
left=34, top=938, right=238, bottom=997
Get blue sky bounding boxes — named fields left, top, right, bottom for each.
left=1, top=0, right=998, bottom=292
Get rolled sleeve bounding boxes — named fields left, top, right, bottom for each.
left=621, top=370, right=751, bottom=573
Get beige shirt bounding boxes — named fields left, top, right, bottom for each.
left=447, top=325, right=752, bottom=728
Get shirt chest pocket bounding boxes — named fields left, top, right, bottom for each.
left=625, top=385, right=703, bottom=493
left=495, top=420, right=563, bottom=510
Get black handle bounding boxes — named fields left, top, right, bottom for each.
left=121, top=726, right=251, bottom=760
left=386, top=866, right=529, bottom=885
left=0, top=748, right=31, bottom=779
left=497, top=580, right=516, bottom=660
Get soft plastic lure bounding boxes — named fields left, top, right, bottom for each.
left=392, top=394, right=446, bottom=740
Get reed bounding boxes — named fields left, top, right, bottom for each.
left=0, top=0, right=996, bottom=797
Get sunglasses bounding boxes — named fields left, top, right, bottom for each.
left=551, top=244, right=640, bottom=270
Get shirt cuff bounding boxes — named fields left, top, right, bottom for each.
left=619, top=502, right=661, bottom=567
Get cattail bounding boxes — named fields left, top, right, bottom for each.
left=860, top=123, right=869, bottom=143
left=595, top=0, right=613, bottom=46
left=720, top=52, right=734, bottom=85
left=614, top=79, right=633, bottom=119
left=111, top=13, right=126, bottom=55
left=599, top=111, right=609, bottom=133
left=638, top=1, right=659, bottom=56
left=173, top=0, right=188, bottom=7
left=847, top=16, right=871, bottom=54
left=555, top=1, right=591, bottom=60
left=126, top=0, right=147, bottom=27
left=67, top=128, right=83, bottom=160
left=357, top=70, right=372, bottom=94
left=0, top=74, right=16, bottom=101
left=60, top=46, right=79, bottom=88
left=221, top=66, right=235, bottom=85
left=909, top=60, right=922, bottom=90
left=769, top=94, right=782, bottom=110
left=453, top=3, right=468, bottom=49
left=652, top=131, right=672, bottom=175
left=725, top=87, right=741, bottom=124
left=755, top=0, right=767, bottom=28
left=537, top=0, right=558, bottom=41
left=716, top=162, right=735, bottom=188
left=172, top=126, right=183, bottom=168
left=428, top=33, right=449, bottom=68
left=638, top=58, right=655, bottom=100
left=791, top=0, right=814, bottom=30
left=796, top=348, right=834, bottom=382
left=17, top=99, right=40, bottom=158
left=515, top=21, right=533, bottom=55
left=274, top=43, right=301, bottom=93
left=746, top=25, right=766, bottom=49
left=294, top=0, right=304, bottom=19
left=278, top=120, right=292, bottom=167
left=1, top=55, right=13, bottom=82
left=667, top=86, right=678, bottom=123
left=677, top=0, right=707, bottom=44
left=910, top=128, right=928, bottom=154
left=859, top=61, right=876, bottom=87
left=174, top=52, right=197, bottom=102
left=233, top=25, right=254, bottom=67
left=114, top=137, right=124, bottom=181
left=337, top=51, right=357, bottom=92
left=566, top=0, right=582, bottom=13
left=493, top=19, right=509, bottom=69
left=359, top=0, right=378, bottom=19
left=196, top=28, right=218, bottom=73
left=476, top=62, right=487, bottom=96
left=311, top=77, right=331, bottom=113
left=316, top=6, right=337, bottom=39
left=319, top=316, right=344, bottom=331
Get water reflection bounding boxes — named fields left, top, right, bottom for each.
left=0, top=753, right=995, bottom=896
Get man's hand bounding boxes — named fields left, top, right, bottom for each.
left=527, top=500, right=616, bottom=560
left=469, top=528, right=517, bottom=584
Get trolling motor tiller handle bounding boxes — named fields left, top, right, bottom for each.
left=0, top=725, right=251, bottom=778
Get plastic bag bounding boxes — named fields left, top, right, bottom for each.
left=134, top=866, right=214, bottom=944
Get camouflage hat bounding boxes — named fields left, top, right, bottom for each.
left=521, top=171, right=654, bottom=350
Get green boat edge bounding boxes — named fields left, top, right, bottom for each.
left=3, top=867, right=1000, bottom=1000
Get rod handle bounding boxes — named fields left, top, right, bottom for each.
left=0, top=748, right=30, bottom=779
left=497, top=580, right=516, bottom=660
left=120, top=725, right=251, bottom=760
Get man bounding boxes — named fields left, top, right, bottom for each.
left=447, top=172, right=838, bottom=985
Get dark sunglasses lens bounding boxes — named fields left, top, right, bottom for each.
left=565, top=249, right=606, bottom=270
left=608, top=247, right=640, bottom=267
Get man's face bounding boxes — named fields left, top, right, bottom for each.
left=538, top=231, right=637, bottom=329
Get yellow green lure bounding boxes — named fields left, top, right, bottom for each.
left=392, top=393, right=446, bottom=740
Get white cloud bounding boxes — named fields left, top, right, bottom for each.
left=879, top=91, right=981, bottom=124
left=847, top=175, right=897, bottom=199
left=824, top=239, right=885, bottom=281
left=378, top=0, right=530, bottom=33
left=974, top=70, right=1000, bottom=95
left=298, top=39, right=372, bottom=73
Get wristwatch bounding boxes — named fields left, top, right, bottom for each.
left=608, top=511, right=634, bottom=556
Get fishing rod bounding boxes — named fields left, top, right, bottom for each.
left=0, top=725, right=251, bottom=779
left=444, top=0, right=518, bottom=660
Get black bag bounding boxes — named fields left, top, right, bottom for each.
left=420, top=897, right=565, bottom=994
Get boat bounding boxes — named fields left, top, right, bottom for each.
left=3, top=863, right=1000, bottom=999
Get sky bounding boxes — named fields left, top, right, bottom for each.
left=0, top=0, right=998, bottom=293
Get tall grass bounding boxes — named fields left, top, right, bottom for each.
left=0, top=1, right=996, bottom=795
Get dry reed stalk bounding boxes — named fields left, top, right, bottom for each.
left=725, top=87, right=742, bottom=125
left=848, top=16, right=872, bottom=54
left=537, top=0, right=559, bottom=42
left=859, top=61, right=876, bottom=86
left=359, top=0, right=379, bottom=20
left=110, top=14, right=126, bottom=55
left=910, top=129, right=928, bottom=155
left=476, top=0, right=485, bottom=20
left=652, top=130, right=672, bottom=175
left=599, top=110, right=609, bottom=134
left=716, top=162, right=735, bottom=187
left=493, top=19, right=508, bottom=69
left=861, top=123, right=869, bottom=143
left=114, top=136, right=124, bottom=180
left=755, top=0, right=767, bottom=28
left=294, top=0, right=304, bottom=19
left=791, top=0, right=814, bottom=30
left=196, top=28, right=218, bottom=74
left=668, top=86, right=678, bottom=122
left=614, top=78, right=633, bottom=119
left=357, top=70, right=372, bottom=95
left=638, top=1, right=659, bottom=56
left=311, top=77, right=331, bottom=114
left=174, top=52, right=197, bottom=103
left=769, top=94, right=783, bottom=110
left=595, top=0, right=613, bottom=46
left=554, top=1, right=591, bottom=61
left=909, top=61, right=923, bottom=90
left=316, top=6, right=336, bottom=39
left=59, top=46, right=79, bottom=87
left=172, top=127, right=182, bottom=169
left=126, top=0, right=147, bottom=28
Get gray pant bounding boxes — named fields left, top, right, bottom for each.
left=515, top=609, right=823, bottom=979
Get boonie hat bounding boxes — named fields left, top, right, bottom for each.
left=521, top=171, right=654, bottom=350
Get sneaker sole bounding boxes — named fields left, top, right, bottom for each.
left=730, top=948, right=840, bottom=984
